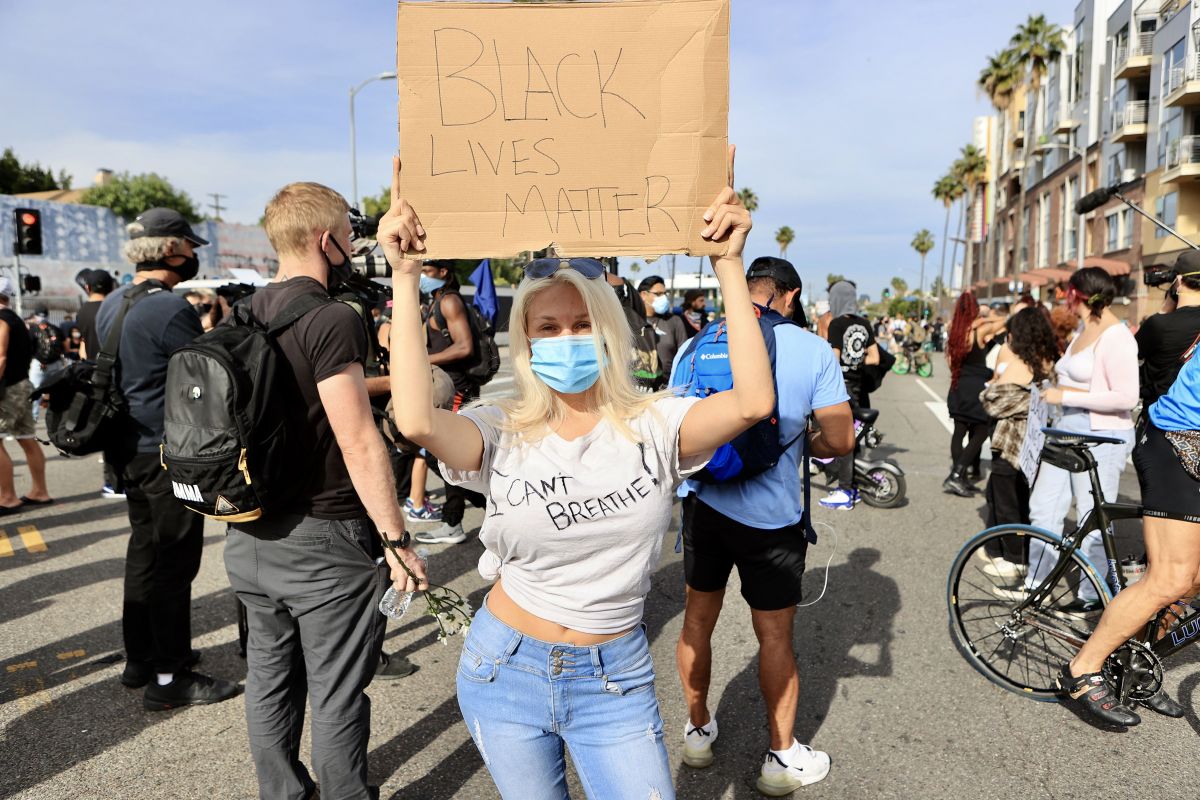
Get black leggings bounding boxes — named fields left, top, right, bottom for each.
left=951, top=420, right=989, bottom=473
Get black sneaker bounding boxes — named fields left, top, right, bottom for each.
left=143, top=670, right=241, bottom=711
left=375, top=651, right=417, bottom=680
left=120, top=649, right=203, bottom=688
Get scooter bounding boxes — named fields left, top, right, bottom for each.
left=810, top=407, right=906, bottom=508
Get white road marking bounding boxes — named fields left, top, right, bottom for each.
left=924, top=401, right=954, bottom=434
left=915, top=379, right=942, bottom=403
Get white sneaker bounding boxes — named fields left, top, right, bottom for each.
left=756, top=741, right=830, bottom=796
left=979, top=558, right=1026, bottom=581
left=414, top=522, right=466, bottom=545
left=682, top=717, right=718, bottom=768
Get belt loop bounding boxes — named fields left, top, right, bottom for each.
left=589, top=644, right=603, bottom=676
left=500, top=629, right=521, bottom=664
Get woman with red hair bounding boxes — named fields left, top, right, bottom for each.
left=944, top=291, right=1003, bottom=496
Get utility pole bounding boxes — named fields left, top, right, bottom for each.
left=208, top=193, right=226, bottom=221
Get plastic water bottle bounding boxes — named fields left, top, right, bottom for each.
left=1120, top=554, right=1147, bottom=586
left=379, top=586, right=414, bottom=620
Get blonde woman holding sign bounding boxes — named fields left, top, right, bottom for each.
left=381, top=147, right=772, bottom=799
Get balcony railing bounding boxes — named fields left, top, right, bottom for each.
left=1168, top=57, right=1200, bottom=95
left=1115, top=100, right=1149, bottom=127
left=1165, top=135, right=1200, bottom=169
left=1115, top=32, right=1154, bottom=68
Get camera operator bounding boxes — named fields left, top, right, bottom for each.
left=1137, top=251, right=1200, bottom=417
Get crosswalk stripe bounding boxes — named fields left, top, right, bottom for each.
left=18, top=526, right=46, bottom=553
left=0, top=531, right=12, bottom=557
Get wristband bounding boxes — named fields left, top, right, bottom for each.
left=383, top=531, right=411, bottom=549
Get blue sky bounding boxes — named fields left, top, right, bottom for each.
left=0, top=0, right=1075, bottom=297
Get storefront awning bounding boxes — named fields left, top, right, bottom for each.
left=1016, top=272, right=1049, bottom=286
left=1083, top=257, right=1131, bottom=276
left=1028, top=267, right=1073, bottom=282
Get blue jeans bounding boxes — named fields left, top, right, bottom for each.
left=1026, top=409, right=1133, bottom=602
left=457, top=601, right=675, bottom=800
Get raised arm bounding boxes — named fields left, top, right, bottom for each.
left=378, top=157, right=485, bottom=472
left=679, top=145, right=775, bottom=459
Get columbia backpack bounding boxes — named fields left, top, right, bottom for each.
left=670, top=306, right=802, bottom=483
left=46, top=283, right=158, bottom=456
left=161, top=294, right=329, bottom=522
left=32, top=321, right=64, bottom=365
left=432, top=291, right=501, bottom=386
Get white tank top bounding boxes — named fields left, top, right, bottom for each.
left=1055, top=334, right=1095, bottom=391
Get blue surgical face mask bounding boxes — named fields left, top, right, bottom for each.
left=419, top=274, right=446, bottom=295
left=529, top=334, right=602, bottom=394
left=652, top=295, right=670, bottom=315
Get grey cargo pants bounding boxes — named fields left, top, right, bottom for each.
left=225, top=515, right=388, bottom=800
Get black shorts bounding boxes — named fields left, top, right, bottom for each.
left=1134, top=420, right=1200, bottom=524
left=681, top=494, right=807, bottom=610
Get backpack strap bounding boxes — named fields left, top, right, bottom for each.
left=91, top=281, right=161, bottom=392
left=800, top=430, right=818, bottom=545
left=266, top=293, right=331, bottom=335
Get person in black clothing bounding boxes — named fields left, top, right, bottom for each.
left=0, top=277, right=49, bottom=510
left=416, top=259, right=485, bottom=545
left=1137, top=251, right=1200, bottom=413
left=95, top=208, right=240, bottom=709
left=639, top=275, right=689, bottom=376
left=678, top=288, right=709, bottom=339
left=73, top=268, right=123, bottom=497
left=944, top=291, right=1003, bottom=497
left=821, top=280, right=880, bottom=510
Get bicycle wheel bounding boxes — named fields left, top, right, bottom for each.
left=916, top=360, right=933, bottom=378
left=947, top=525, right=1111, bottom=700
left=891, top=354, right=910, bottom=375
left=859, top=465, right=905, bottom=508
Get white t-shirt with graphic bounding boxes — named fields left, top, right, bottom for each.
left=441, top=396, right=707, bottom=634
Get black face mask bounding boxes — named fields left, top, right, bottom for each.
left=324, top=235, right=352, bottom=291
left=138, top=253, right=200, bottom=282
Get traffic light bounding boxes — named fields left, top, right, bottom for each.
left=13, top=208, right=43, bottom=255
left=882, top=287, right=891, bottom=299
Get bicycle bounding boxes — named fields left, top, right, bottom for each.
left=946, top=428, right=1185, bottom=707
left=891, top=341, right=933, bottom=378
left=808, top=407, right=906, bottom=508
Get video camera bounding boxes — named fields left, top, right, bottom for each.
left=1144, top=265, right=1179, bottom=288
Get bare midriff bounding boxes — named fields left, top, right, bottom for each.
left=486, top=578, right=632, bottom=646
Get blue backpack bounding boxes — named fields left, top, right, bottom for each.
left=671, top=306, right=803, bottom=483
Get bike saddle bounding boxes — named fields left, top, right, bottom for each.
left=1041, top=427, right=1125, bottom=448
left=853, top=407, right=880, bottom=426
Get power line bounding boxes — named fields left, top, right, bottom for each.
left=208, top=193, right=227, bottom=222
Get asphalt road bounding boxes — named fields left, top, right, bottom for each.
left=3, top=363, right=1198, bottom=800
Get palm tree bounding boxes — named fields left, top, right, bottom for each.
left=775, top=226, right=795, bottom=258
left=1010, top=14, right=1065, bottom=274
left=932, top=173, right=965, bottom=311
left=737, top=187, right=759, bottom=213
left=911, top=229, right=935, bottom=316
left=978, top=49, right=1021, bottom=113
left=953, top=145, right=988, bottom=288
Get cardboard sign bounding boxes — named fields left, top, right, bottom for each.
left=1018, top=386, right=1049, bottom=487
left=396, top=0, right=730, bottom=259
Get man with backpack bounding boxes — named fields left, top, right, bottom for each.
left=95, top=208, right=240, bottom=709
left=0, top=278, right=51, bottom=511
left=671, top=256, right=854, bottom=795
left=414, top=259, right=487, bottom=545
left=73, top=269, right=124, bottom=498
left=221, top=183, right=427, bottom=800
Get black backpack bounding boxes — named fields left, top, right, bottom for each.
left=32, top=321, right=64, bottom=365
left=46, top=283, right=158, bottom=456
left=161, top=294, right=329, bottom=522
left=432, top=291, right=501, bottom=386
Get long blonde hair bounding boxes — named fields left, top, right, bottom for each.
left=490, top=268, right=666, bottom=442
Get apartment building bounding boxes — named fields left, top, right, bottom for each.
left=971, top=0, right=1200, bottom=321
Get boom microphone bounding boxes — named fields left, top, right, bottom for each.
left=1075, top=186, right=1115, bottom=215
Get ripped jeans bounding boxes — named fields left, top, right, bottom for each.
left=457, top=600, right=674, bottom=800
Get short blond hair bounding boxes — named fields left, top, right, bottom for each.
left=263, top=182, right=349, bottom=258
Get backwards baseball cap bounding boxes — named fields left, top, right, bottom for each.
left=1175, top=249, right=1200, bottom=274
left=746, top=256, right=802, bottom=292
left=0, top=276, right=12, bottom=298
left=127, top=208, right=208, bottom=247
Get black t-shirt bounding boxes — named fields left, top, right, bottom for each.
left=0, top=308, right=32, bottom=387
left=76, top=299, right=103, bottom=359
left=1136, top=307, right=1200, bottom=407
left=250, top=277, right=368, bottom=519
left=827, top=314, right=876, bottom=395
left=97, top=282, right=204, bottom=452
left=427, top=289, right=477, bottom=397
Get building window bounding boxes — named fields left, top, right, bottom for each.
left=1038, top=193, right=1051, bottom=267
left=1121, top=208, right=1133, bottom=249
left=1106, top=212, right=1120, bottom=252
left=1156, top=192, right=1179, bottom=238
left=1061, top=177, right=1078, bottom=261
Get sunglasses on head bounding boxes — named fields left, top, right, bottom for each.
left=524, top=257, right=607, bottom=281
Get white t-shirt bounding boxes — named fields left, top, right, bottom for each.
left=441, top=396, right=708, bottom=634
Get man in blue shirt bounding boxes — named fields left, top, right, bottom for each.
left=672, top=257, right=853, bottom=794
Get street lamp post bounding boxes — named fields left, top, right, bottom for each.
left=1035, top=139, right=1086, bottom=274
left=349, top=71, right=397, bottom=208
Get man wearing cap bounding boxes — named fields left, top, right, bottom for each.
left=673, top=256, right=854, bottom=793
left=74, top=269, right=124, bottom=498
left=96, top=208, right=239, bottom=709
left=0, top=277, right=51, bottom=511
